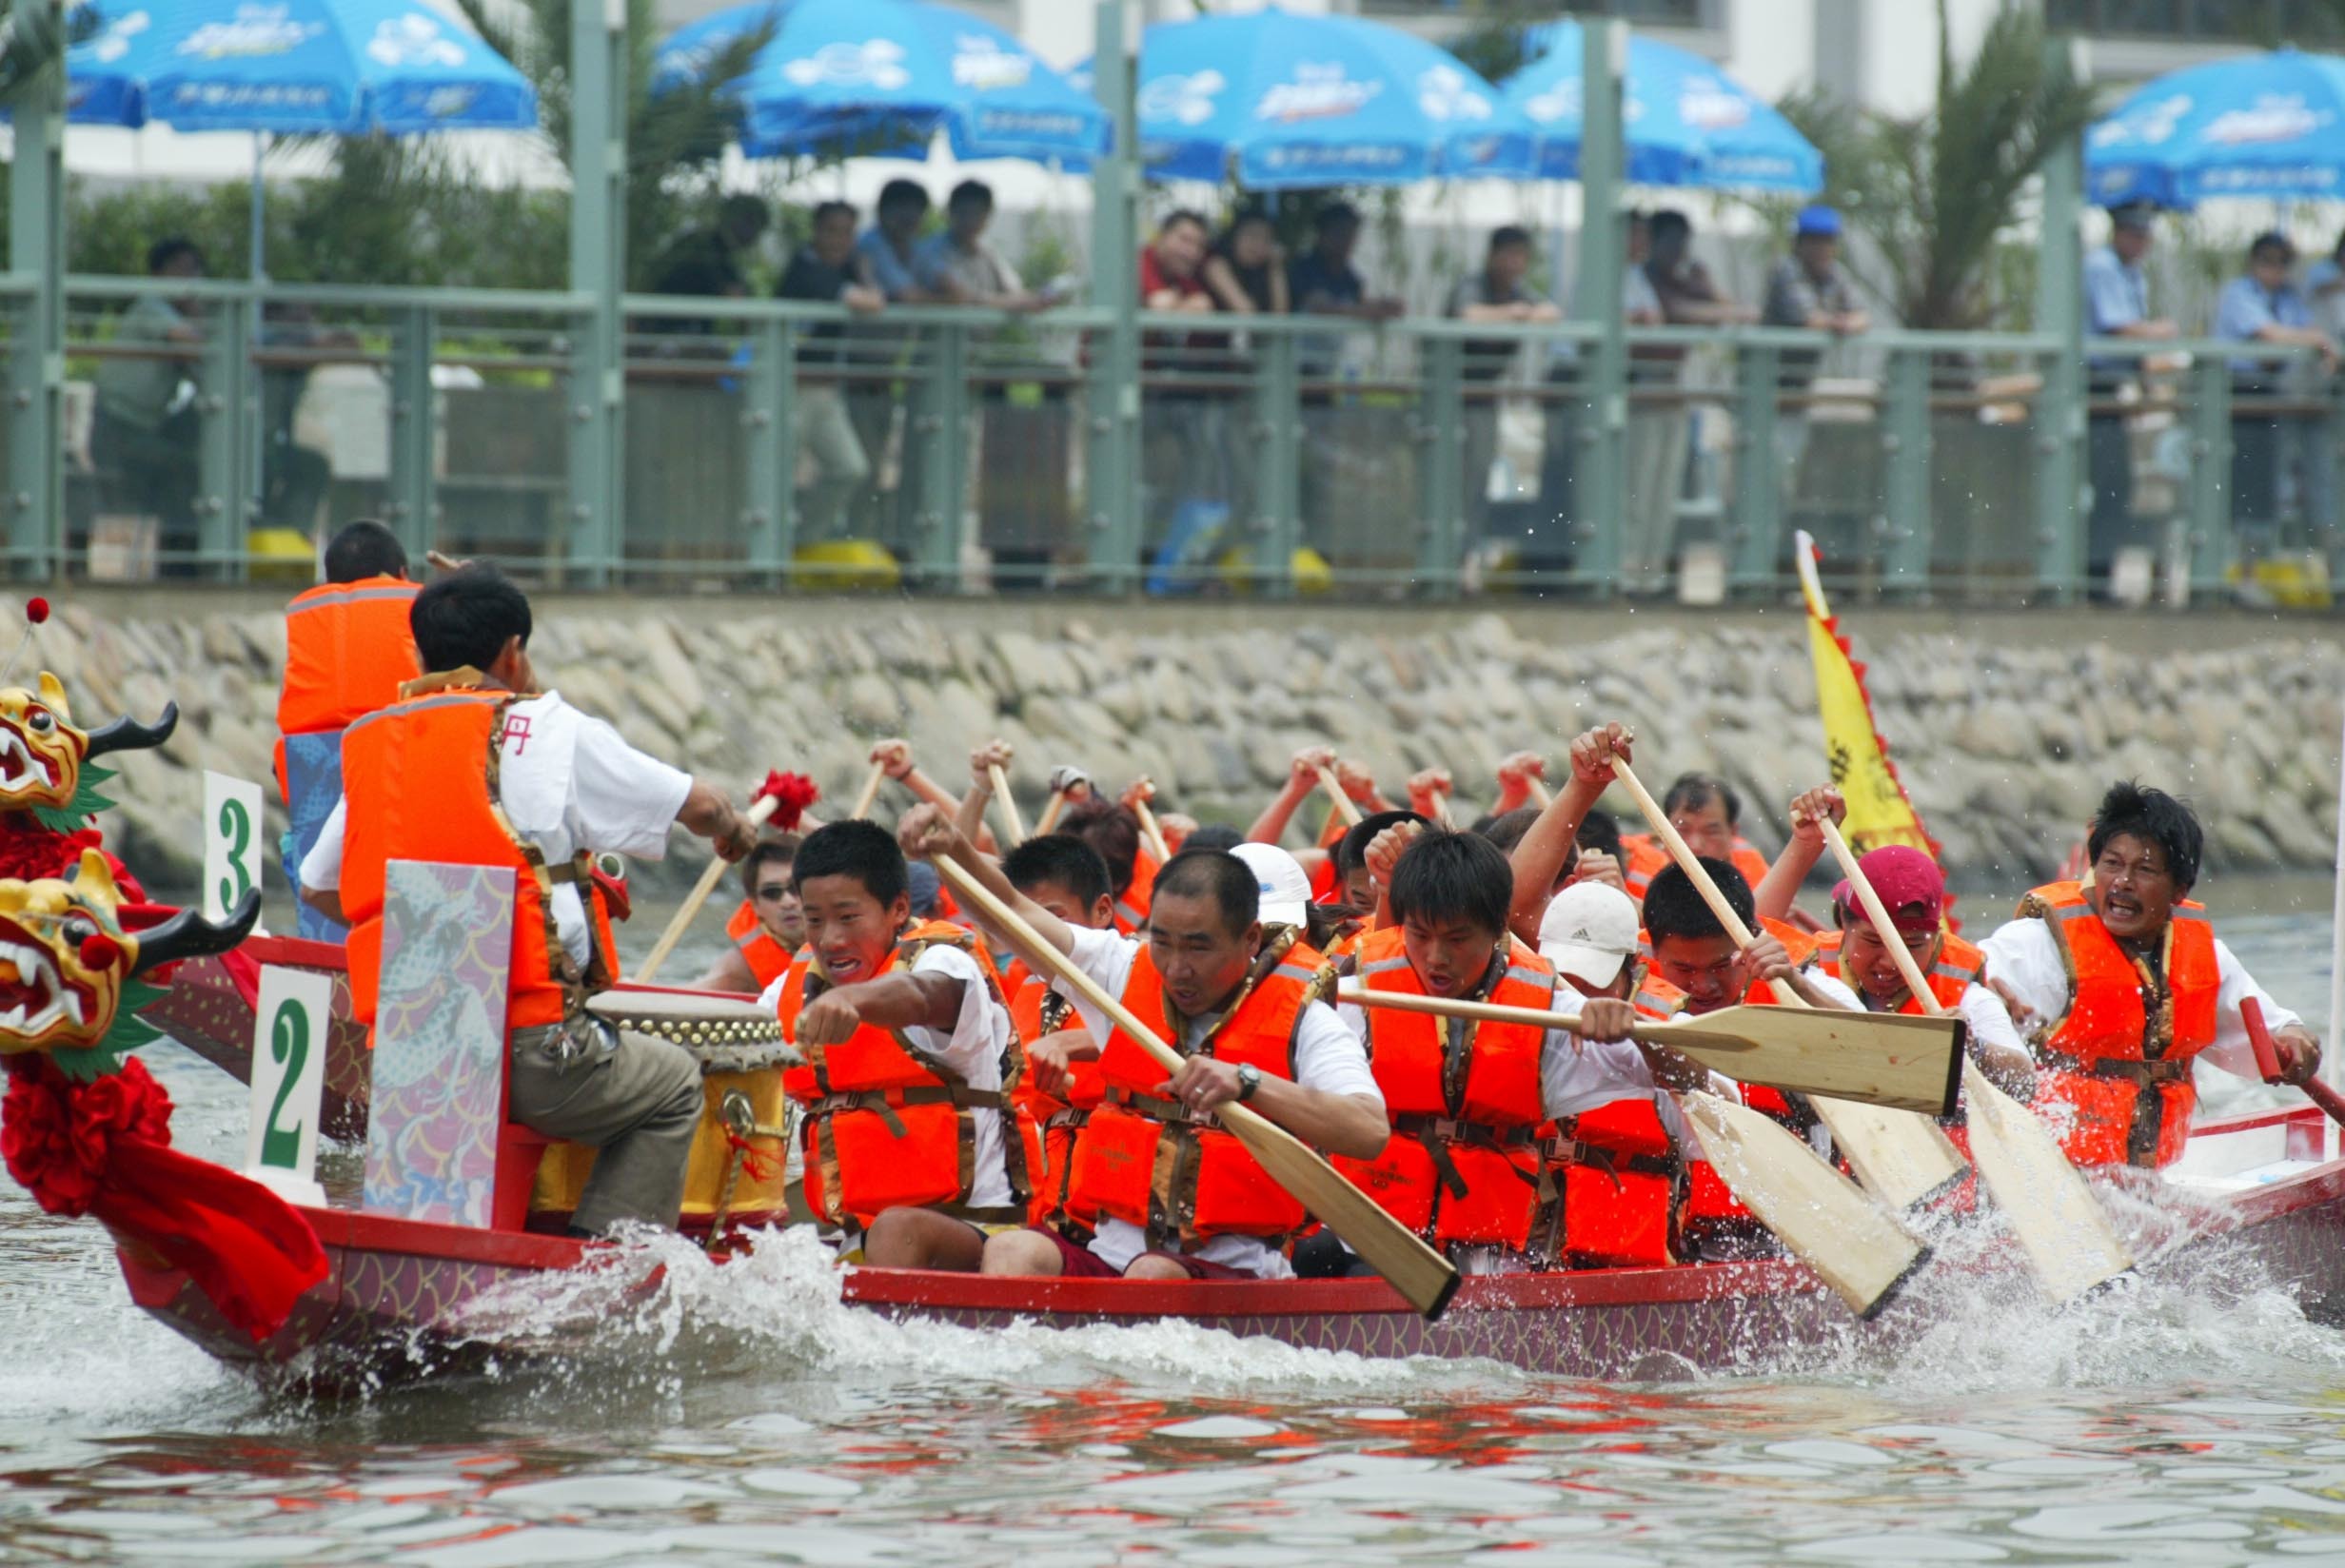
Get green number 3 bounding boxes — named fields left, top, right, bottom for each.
left=261, top=998, right=308, bottom=1168
left=217, top=796, right=253, bottom=910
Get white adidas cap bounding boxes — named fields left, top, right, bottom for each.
left=1231, top=842, right=1312, bottom=930
left=1538, top=880, right=1641, bottom=990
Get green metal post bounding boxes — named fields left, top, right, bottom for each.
left=1881, top=344, right=1933, bottom=593
left=744, top=317, right=797, bottom=583
left=387, top=304, right=437, bottom=563
left=2187, top=355, right=2233, bottom=598
left=2031, top=39, right=2087, bottom=601
left=7, top=0, right=65, bottom=577
left=196, top=292, right=250, bottom=578
left=568, top=0, right=627, bottom=585
left=1250, top=331, right=1300, bottom=595
left=1086, top=0, right=1142, bottom=591
left=1728, top=342, right=1780, bottom=592
left=1571, top=18, right=1627, bottom=593
left=914, top=325, right=968, bottom=588
left=1416, top=337, right=1465, bottom=594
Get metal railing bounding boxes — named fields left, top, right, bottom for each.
left=33, top=273, right=2341, bottom=606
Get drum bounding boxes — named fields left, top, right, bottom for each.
left=529, top=991, right=805, bottom=1231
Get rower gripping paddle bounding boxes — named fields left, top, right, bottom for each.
left=2245, top=997, right=2345, bottom=1129
left=931, top=853, right=1461, bottom=1322
left=1314, top=765, right=1365, bottom=829
left=637, top=791, right=780, bottom=983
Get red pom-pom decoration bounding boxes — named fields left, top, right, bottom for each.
left=24, top=598, right=48, bottom=626
left=78, top=932, right=121, bottom=972
left=755, top=771, right=821, bottom=832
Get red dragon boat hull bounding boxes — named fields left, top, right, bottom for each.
left=115, top=1105, right=2345, bottom=1393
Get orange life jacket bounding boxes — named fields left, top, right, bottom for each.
left=1008, top=966, right=1105, bottom=1232
left=1665, top=945, right=1826, bottom=1231
left=724, top=899, right=795, bottom=992
left=778, top=920, right=1030, bottom=1225
left=1815, top=929, right=1982, bottom=1017
left=1112, top=844, right=1161, bottom=936
left=1331, top=929, right=1556, bottom=1254
left=1545, top=966, right=1687, bottom=1267
left=275, top=577, right=422, bottom=803
left=2016, top=880, right=2219, bottom=1169
left=339, top=683, right=615, bottom=1033
left=1622, top=834, right=1768, bottom=902
left=1065, top=931, right=1331, bottom=1248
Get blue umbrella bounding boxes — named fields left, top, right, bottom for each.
left=2088, top=49, right=2345, bottom=208
left=1122, top=8, right=1531, bottom=188
left=66, top=0, right=535, bottom=132
left=1500, top=19, right=1821, bottom=192
left=654, top=0, right=1109, bottom=165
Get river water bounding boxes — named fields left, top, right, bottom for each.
left=6, top=880, right=2345, bottom=1565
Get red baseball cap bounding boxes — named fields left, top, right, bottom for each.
left=1831, top=845, right=1945, bottom=933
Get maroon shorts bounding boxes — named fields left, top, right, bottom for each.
left=1034, top=1226, right=1254, bottom=1282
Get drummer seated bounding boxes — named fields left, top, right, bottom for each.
left=764, top=820, right=1025, bottom=1272
left=901, top=808, right=1389, bottom=1282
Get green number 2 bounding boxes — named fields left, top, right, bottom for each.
left=216, top=796, right=253, bottom=911
left=261, top=998, right=309, bottom=1168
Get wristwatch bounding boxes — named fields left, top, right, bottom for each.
left=1234, top=1064, right=1263, bottom=1103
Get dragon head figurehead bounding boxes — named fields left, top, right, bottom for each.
left=0, top=850, right=255, bottom=1079
left=0, top=676, right=178, bottom=833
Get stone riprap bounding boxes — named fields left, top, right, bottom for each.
left=43, top=596, right=2345, bottom=895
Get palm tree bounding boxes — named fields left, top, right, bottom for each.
left=0, top=0, right=94, bottom=108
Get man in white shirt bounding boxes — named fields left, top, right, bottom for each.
left=900, top=808, right=1388, bottom=1282
left=1980, top=781, right=2319, bottom=1168
left=299, top=567, right=759, bottom=1234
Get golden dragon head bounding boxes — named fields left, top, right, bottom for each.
left=0, top=850, right=255, bottom=1076
left=0, top=675, right=178, bottom=826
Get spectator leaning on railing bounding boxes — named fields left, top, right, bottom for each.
left=1448, top=225, right=1561, bottom=542
left=1760, top=204, right=1868, bottom=505
left=2081, top=201, right=2176, bottom=585
left=91, top=236, right=207, bottom=576
left=915, top=181, right=1045, bottom=312
left=859, top=180, right=940, bottom=304
left=2216, top=230, right=2339, bottom=535
left=1621, top=210, right=1746, bottom=588
left=1202, top=207, right=1288, bottom=317
left=777, top=200, right=886, bottom=542
left=1290, top=202, right=1403, bottom=557
left=1138, top=211, right=1227, bottom=577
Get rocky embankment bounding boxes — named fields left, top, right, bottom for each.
left=46, top=595, right=2345, bottom=897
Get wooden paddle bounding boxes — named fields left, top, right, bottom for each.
left=1036, top=788, right=1069, bottom=835
left=1133, top=797, right=1173, bottom=865
left=1335, top=987, right=1960, bottom=1114
left=1526, top=774, right=1552, bottom=810
left=1612, top=759, right=1969, bottom=1209
left=987, top=763, right=1026, bottom=845
left=636, top=792, right=780, bottom=983
left=931, top=853, right=1461, bottom=1321
left=1822, top=817, right=2133, bottom=1304
left=1314, top=765, right=1365, bottom=829
left=848, top=761, right=888, bottom=822
left=2245, top=996, right=2345, bottom=1130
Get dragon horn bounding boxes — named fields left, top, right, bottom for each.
left=83, top=701, right=179, bottom=760
left=129, top=890, right=259, bottom=976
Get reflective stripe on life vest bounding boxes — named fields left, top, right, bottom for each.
left=277, top=577, right=422, bottom=740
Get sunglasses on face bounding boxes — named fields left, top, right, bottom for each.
left=756, top=884, right=795, bottom=903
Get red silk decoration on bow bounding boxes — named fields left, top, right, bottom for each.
left=0, top=1054, right=326, bottom=1343
left=755, top=772, right=820, bottom=832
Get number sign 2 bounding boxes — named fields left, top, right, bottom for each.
left=203, top=771, right=266, bottom=925
left=245, top=965, right=332, bottom=1206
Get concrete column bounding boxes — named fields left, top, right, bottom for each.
left=568, top=0, right=627, bottom=585
left=8, top=0, right=66, bottom=578
left=1571, top=19, right=1627, bottom=595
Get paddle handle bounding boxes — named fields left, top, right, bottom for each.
left=848, top=762, right=888, bottom=822
left=1821, top=818, right=1946, bottom=1021
left=2241, top=995, right=2341, bottom=1133
left=988, top=764, right=1026, bottom=845
left=1526, top=774, right=1552, bottom=809
left=1315, top=765, right=1365, bottom=828
left=1133, top=798, right=1173, bottom=865
left=636, top=790, right=779, bottom=982
left=1612, top=757, right=1806, bottom=1009
left=1337, top=983, right=1705, bottom=1051
left=1036, top=788, right=1069, bottom=836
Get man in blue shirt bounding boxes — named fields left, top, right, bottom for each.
left=2216, top=231, right=2337, bottom=530
left=2081, top=202, right=2175, bottom=585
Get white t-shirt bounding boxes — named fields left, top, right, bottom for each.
left=1977, top=915, right=2301, bottom=1083
left=301, top=690, right=691, bottom=970
left=1055, top=925, right=1382, bottom=1279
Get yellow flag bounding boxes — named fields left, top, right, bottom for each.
left=1797, top=534, right=1937, bottom=860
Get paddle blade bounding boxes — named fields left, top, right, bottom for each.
left=1661, top=1006, right=1965, bottom=1116
left=1808, top=1098, right=1969, bottom=1211
left=1678, top=1090, right=1929, bottom=1319
left=1228, top=1103, right=1461, bottom=1322
left=1960, top=1060, right=2133, bottom=1305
